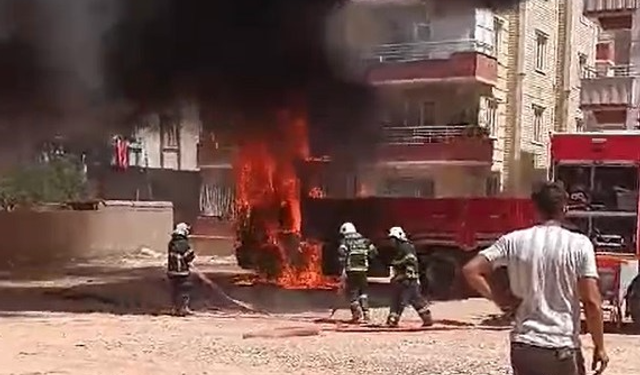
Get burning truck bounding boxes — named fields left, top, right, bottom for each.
left=230, top=105, right=536, bottom=297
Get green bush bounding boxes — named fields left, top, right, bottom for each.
left=0, top=157, right=87, bottom=210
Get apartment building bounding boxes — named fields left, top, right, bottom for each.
left=133, top=103, right=201, bottom=172
left=581, top=0, right=640, bottom=131
left=347, top=0, right=598, bottom=196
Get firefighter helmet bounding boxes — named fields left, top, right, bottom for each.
left=339, top=222, right=357, bottom=235
left=388, top=226, right=407, bottom=241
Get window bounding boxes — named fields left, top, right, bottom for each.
left=421, top=101, right=435, bottom=126
left=578, top=53, right=588, bottom=78
left=535, top=31, right=548, bottom=72
left=486, top=174, right=501, bottom=196
left=414, top=23, right=431, bottom=41
left=532, top=105, right=545, bottom=143
left=403, top=101, right=420, bottom=126
left=160, top=115, right=179, bottom=148
left=493, top=18, right=504, bottom=56
left=388, top=21, right=404, bottom=43
left=486, top=99, right=498, bottom=137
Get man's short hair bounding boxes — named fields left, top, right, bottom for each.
left=531, top=181, right=568, bottom=218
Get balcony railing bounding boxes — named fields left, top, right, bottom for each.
left=364, top=39, right=494, bottom=64
left=582, top=64, right=636, bottom=79
left=584, top=0, right=640, bottom=14
left=382, top=125, right=489, bottom=145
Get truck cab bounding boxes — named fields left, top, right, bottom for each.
left=551, top=132, right=640, bottom=327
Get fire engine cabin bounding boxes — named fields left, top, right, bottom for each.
left=550, top=132, right=640, bottom=327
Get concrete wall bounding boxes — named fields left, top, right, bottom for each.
left=0, top=201, right=173, bottom=268
left=88, top=167, right=201, bottom=225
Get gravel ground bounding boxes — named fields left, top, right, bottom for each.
left=1, top=256, right=638, bottom=375
left=1, top=300, right=639, bottom=375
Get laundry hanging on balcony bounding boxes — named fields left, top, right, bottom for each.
left=111, top=136, right=129, bottom=170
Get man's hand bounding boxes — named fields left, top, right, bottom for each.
left=592, top=347, right=609, bottom=375
left=492, top=287, right=522, bottom=314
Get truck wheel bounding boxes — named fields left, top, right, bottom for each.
left=422, top=253, right=461, bottom=300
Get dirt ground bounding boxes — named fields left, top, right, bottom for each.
left=1, top=253, right=639, bottom=375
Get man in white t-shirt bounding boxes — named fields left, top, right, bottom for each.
left=463, top=182, right=608, bottom=375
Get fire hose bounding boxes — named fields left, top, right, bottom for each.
left=191, top=265, right=265, bottom=314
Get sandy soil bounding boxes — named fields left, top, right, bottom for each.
left=0, top=255, right=639, bottom=375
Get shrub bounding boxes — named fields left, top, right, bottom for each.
left=0, top=156, right=87, bottom=210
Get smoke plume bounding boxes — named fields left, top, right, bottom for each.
left=0, top=0, right=528, bottom=158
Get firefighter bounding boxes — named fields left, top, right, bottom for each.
left=338, top=222, right=378, bottom=323
left=385, top=226, right=433, bottom=327
left=167, top=222, right=196, bottom=316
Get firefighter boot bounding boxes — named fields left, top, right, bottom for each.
left=418, top=308, right=433, bottom=327
left=176, top=294, right=194, bottom=317
left=349, top=301, right=363, bottom=323
left=359, top=295, right=371, bottom=324
left=386, top=313, right=400, bottom=327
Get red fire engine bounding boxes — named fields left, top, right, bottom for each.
left=550, top=131, right=640, bottom=327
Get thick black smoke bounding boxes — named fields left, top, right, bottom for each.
left=104, top=0, right=380, bottom=158
left=0, top=0, right=528, bottom=158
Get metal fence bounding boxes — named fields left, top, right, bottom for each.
left=382, top=125, right=489, bottom=145
left=364, top=39, right=494, bottom=64
left=582, top=64, right=636, bottom=79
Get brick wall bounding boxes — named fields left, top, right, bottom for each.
left=520, top=0, right=559, bottom=169
left=492, top=12, right=510, bottom=189
left=502, top=0, right=598, bottom=194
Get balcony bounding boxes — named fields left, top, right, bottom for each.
left=364, top=39, right=498, bottom=86
left=376, top=125, right=494, bottom=166
left=584, top=0, right=639, bottom=28
left=584, top=0, right=639, bottom=15
left=197, top=138, right=235, bottom=169
left=580, top=65, right=634, bottom=108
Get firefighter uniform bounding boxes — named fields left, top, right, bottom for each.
left=338, top=222, right=378, bottom=323
left=167, top=223, right=196, bottom=316
left=386, top=227, right=433, bottom=327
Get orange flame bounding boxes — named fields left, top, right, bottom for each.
left=233, top=103, right=335, bottom=289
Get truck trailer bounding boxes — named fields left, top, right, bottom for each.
left=300, top=196, right=535, bottom=299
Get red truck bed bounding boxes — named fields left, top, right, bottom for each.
left=301, top=197, right=536, bottom=250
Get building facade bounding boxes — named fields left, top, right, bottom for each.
left=348, top=0, right=598, bottom=197
left=502, top=0, right=598, bottom=193
left=89, top=103, right=202, bottom=225
left=581, top=0, right=640, bottom=131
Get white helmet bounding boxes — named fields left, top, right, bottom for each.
left=388, top=226, right=407, bottom=241
left=339, top=222, right=357, bottom=235
left=174, top=222, right=190, bottom=236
